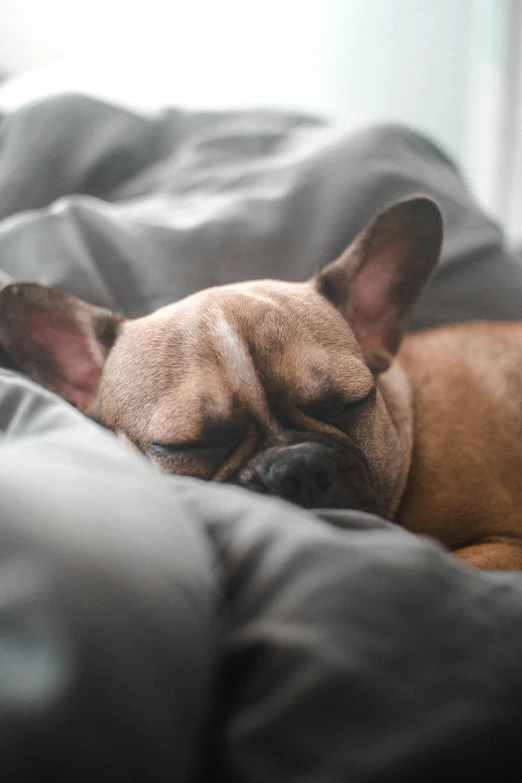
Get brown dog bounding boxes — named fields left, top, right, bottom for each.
left=1, top=196, right=522, bottom=570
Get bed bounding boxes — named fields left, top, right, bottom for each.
left=2, top=92, right=522, bottom=782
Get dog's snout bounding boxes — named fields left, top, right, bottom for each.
left=259, top=443, right=339, bottom=508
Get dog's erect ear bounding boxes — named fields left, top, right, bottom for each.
left=0, top=283, right=123, bottom=414
left=314, top=196, right=443, bottom=373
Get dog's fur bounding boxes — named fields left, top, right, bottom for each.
left=2, top=196, right=522, bottom=570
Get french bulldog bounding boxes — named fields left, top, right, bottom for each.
left=2, top=196, right=522, bottom=570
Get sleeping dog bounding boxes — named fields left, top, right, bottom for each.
left=2, top=196, right=522, bottom=570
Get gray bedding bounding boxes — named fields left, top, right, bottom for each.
left=2, top=94, right=522, bottom=782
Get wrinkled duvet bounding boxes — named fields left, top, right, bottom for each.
left=2, top=94, right=522, bottom=782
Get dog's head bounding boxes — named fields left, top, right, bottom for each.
left=0, top=196, right=442, bottom=515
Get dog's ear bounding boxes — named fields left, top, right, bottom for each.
left=0, top=283, right=123, bottom=414
left=314, top=196, right=442, bottom=373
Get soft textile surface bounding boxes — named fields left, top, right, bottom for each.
left=3, top=375, right=522, bottom=782
left=2, top=94, right=522, bottom=781
left=1, top=94, right=522, bottom=327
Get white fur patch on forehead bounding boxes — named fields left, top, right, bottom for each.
left=212, top=311, right=270, bottom=418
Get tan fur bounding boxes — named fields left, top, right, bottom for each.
left=397, top=322, right=522, bottom=568
left=98, top=280, right=381, bottom=478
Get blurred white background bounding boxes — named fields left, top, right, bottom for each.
left=1, top=0, right=521, bottom=239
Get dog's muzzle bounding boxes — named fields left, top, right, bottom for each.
left=237, top=439, right=382, bottom=513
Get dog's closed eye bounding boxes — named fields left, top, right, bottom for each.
left=304, top=387, right=376, bottom=425
left=148, top=422, right=245, bottom=465
left=149, top=441, right=231, bottom=460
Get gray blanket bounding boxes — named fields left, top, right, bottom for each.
left=2, top=94, right=522, bottom=782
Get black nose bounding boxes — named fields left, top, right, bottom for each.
left=259, top=443, right=339, bottom=508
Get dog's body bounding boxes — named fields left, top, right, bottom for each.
left=2, top=196, right=522, bottom=570
left=398, top=322, right=522, bottom=569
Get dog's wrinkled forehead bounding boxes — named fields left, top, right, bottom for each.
left=99, top=279, right=372, bottom=440
left=208, top=281, right=366, bottom=385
